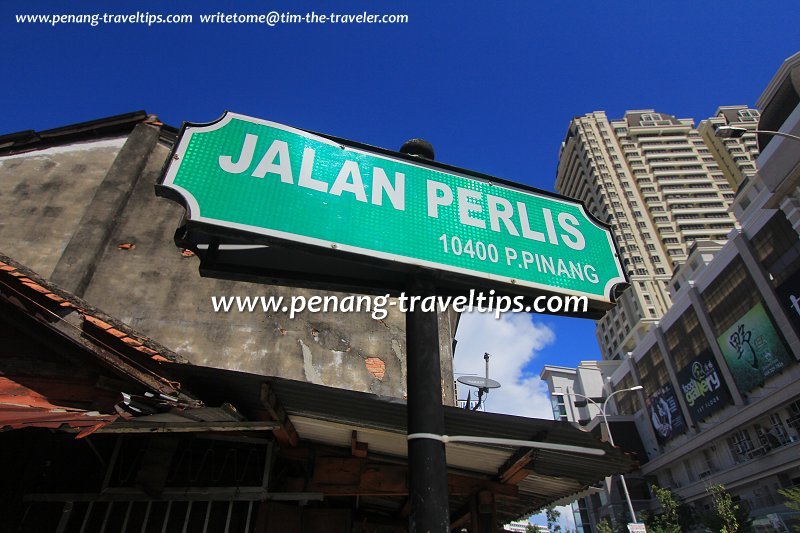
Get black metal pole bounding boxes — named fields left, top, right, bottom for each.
left=401, top=139, right=449, bottom=532
left=406, top=274, right=449, bottom=532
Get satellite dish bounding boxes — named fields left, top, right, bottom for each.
left=457, top=353, right=502, bottom=411
left=457, top=376, right=501, bottom=389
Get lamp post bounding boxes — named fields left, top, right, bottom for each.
left=714, top=125, right=800, bottom=143
left=557, top=385, right=643, bottom=525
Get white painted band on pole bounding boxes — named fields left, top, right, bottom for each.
left=407, top=433, right=446, bottom=442
left=406, top=434, right=605, bottom=456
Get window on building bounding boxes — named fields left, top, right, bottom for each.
left=787, top=400, right=800, bottom=433
left=665, top=306, right=710, bottom=371
left=700, top=258, right=762, bottom=335
left=727, top=429, right=755, bottom=463
left=635, top=345, right=668, bottom=394
left=700, top=449, right=715, bottom=478
left=551, top=395, right=568, bottom=421
left=683, top=459, right=696, bottom=483
left=615, top=374, right=641, bottom=415
left=767, top=413, right=790, bottom=446
left=751, top=213, right=800, bottom=287
left=664, top=467, right=679, bottom=488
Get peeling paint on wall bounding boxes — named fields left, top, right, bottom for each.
left=299, top=339, right=322, bottom=384
left=392, top=339, right=407, bottom=396
left=364, top=357, right=386, bottom=380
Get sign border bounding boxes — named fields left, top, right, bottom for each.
left=157, top=112, right=627, bottom=303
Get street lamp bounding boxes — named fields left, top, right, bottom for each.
left=714, top=125, right=800, bottom=143
left=557, top=385, right=644, bottom=525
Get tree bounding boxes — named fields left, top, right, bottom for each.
left=595, top=519, right=614, bottom=533
left=593, top=514, right=629, bottom=533
left=777, top=486, right=800, bottom=532
left=546, top=507, right=562, bottom=533
left=644, top=484, right=690, bottom=533
left=700, top=484, right=752, bottom=533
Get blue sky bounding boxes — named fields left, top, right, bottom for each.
left=2, top=2, right=797, bottom=393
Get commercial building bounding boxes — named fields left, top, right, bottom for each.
left=541, top=362, right=648, bottom=531
left=543, top=51, right=800, bottom=532
left=555, top=106, right=758, bottom=361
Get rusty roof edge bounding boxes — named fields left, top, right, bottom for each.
left=0, top=252, right=198, bottom=402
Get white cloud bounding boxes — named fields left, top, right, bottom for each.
left=454, top=313, right=579, bottom=529
left=528, top=505, right=577, bottom=531
left=453, top=311, right=556, bottom=419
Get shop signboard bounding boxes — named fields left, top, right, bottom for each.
left=645, top=382, right=687, bottom=443
left=716, top=302, right=793, bottom=394
left=676, top=350, right=731, bottom=423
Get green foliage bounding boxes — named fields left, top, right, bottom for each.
left=700, top=484, right=752, bottom=533
left=595, top=519, right=614, bottom=533
left=593, top=516, right=630, bottom=533
left=644, top=484, right=685, bottom=533
left=545, top=507, right=561, bottom=533
left=778, top=486, right=800, bottom=532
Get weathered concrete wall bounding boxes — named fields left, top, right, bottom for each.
left=0, top=121, right=456, bottom=404
left=0, top=138, right=125, bottom=277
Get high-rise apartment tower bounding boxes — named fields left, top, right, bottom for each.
left=555, top=109, right=758, bottom=360
left=699, top=106, right=761, bottom=189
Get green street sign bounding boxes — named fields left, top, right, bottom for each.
left=159, top=112, right=625, bottom=304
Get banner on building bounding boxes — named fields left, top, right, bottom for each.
left=716, top=302, right=793, bottom=394
left=645, top=382, right=687, bottom=443
left=676, top=351, right=731, bottom=423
